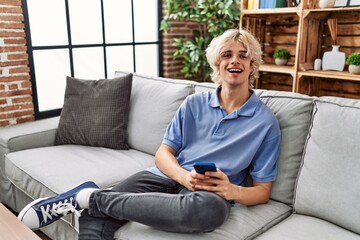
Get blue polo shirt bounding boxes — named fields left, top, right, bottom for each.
left=147, top=87, right=280, bottom=185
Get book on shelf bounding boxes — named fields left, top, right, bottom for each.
left=259, top=0, right=288, bottom=8
left=274, top=0, right=287, bottom=8
left=247, top=0, right=260, bottom=9
left=259, top=0, right=264, bottom=8
left=254, top=0, right=260, bottom=9
left=248, top=0, right=254, bottom=9
left=260, top=0, right=272, bottom=8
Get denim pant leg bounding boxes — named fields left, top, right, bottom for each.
left=87, top=174, right=231, bottom=234
left=79, top=171, right=179, bottom=240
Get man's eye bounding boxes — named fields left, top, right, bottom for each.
left=221, top=52, right=232, bottom=58
left=240, top=55, right=248, bottom=59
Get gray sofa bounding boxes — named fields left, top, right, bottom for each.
left=1, top=71, right=360, bottom=240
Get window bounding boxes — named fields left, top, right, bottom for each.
left=22, top=0, right=162, bottom=118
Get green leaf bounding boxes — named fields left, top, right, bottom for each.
left=161, top=0, right=241, bottom=81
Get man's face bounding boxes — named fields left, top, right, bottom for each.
left=218, top=41, right=252, bottom=88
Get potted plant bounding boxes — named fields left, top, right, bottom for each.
left=346, top=52, right=360, bottom=74
left=273, top=49, right=291, bottom=66
left=161, top=0, right=241, bottom=81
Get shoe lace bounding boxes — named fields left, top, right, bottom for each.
left=40, top=197, right=80, bottom=224
left=53, top=197, right=81, bottom=217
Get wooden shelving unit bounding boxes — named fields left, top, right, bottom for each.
left=240, top=0, right=360, bottom=99
left=260, top=63, right=296, bottom=76
left=298, top=70, right=360, bottom=81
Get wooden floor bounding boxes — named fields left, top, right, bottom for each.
left=3, top=203, right=51, bottom=240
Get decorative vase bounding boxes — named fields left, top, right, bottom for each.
left=322, top=45, right=345, bottom=71
left=314, top=58, right=322, bottom=70
left=275, top=58, right=288, bottom=66
left=348, top=65, right=360, bottom=74
left=319, top=0, right=335, bottom=8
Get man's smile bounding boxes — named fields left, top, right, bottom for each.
left=227, top=68, right=243, bottom=73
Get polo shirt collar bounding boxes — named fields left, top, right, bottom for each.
left=209, top=86, right=259, bottom=117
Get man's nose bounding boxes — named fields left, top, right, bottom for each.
left=231, top=56, right=240, bottom=64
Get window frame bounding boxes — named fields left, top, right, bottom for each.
left=22, top=0, right=163, bottom=119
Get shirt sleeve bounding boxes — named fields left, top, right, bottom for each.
left=250, top=130, right=281, bottom=183
left=162, top=98, right=188, bottom=152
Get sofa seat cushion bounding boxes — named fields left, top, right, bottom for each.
left=5, top=145, right=154, bottom=200
left=255, top=214, right=360, bottom=240
left=294, top=97, right=360, bottom=234
left=114, top=200, right=292, bottom=240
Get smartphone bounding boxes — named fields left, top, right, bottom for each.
left=193, top=162, right=217, bottom=174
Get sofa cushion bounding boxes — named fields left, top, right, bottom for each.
left=193, top=81, right=217, bottom=93
left=255, top=214, right=360, bottom=240
left=115, top=71, right=194, bottom=155
left=114, top=200, right=291, bottom=240
left=258, top=91, right=314, bottom=205
left=55, top=74, right=132, bottom=149
left=294, top=97, right=360, bottom=234
left=5, top=145, right=154, bottom=199
left=5, top=145, right=154, bottom=239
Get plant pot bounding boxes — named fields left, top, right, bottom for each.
left=348, top=65, right=360, bottom=74
left=319, top=0, right=335, bottom=8
left=275, top=58, right=288, bottom=66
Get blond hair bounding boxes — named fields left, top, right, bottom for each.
left=206, top=29, right=262, bottom=88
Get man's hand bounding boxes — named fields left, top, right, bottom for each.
left=179, top=169, right=213, bottom=192
left=193, top=168, right=236, bottom=200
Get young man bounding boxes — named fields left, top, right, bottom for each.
left=18, top=29, right=280, bottom=240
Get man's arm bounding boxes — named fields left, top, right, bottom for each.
left=194, top=170, right=272, bottom=206
left=155, top=144, right=272, bottom=205
left=231, top=181, right=272, bottom=205
left=155, top=144, right=200, bottom=191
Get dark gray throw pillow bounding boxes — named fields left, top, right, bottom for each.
left=55, top=74, right=132, bottom=149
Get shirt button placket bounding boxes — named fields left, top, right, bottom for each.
left=214, top=119, right=226, bottom=135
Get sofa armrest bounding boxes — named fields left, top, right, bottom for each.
left=0, top=116, right=59, bottom=153
left=0, top=116, right=60, bottom=209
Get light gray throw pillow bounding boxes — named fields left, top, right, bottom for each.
left=55, top=74, right=132, bottom=149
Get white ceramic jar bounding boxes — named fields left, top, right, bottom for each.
left=314, top=58, right=322, bottom=70
left=319, top=0, right=335, bottom=8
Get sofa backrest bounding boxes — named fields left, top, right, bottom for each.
left=257, top=90, right=314, bottom=205
left=115, top=71, right=195, bottom=155
left=294, top=96, right=360, bottom=234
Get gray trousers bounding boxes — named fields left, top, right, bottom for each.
left=78, top=171, right=231, bottom=240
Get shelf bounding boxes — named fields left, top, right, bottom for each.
left=298, top=70, right=360, bottom=81
left=304, top=6, right=360, bottom=13
left=260, top=64, right=296, bottom=76
left=303, top=6, right=360, bottom=18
